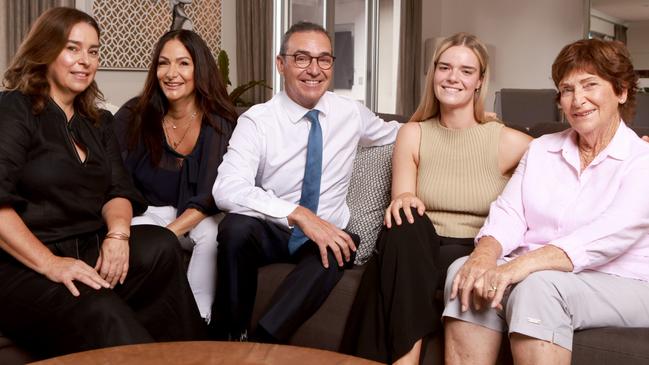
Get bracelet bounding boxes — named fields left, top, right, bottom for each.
left=105, top=232, right=130, bottom=241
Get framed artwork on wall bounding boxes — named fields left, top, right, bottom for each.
left=81, top=0, right=222, bottom=70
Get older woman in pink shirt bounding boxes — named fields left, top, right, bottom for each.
left=443, top=38, right=649, bottom=365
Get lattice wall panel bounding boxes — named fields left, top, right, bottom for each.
left=92, top=0, right=222, bottom=70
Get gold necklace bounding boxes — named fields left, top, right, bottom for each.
left=164, top=110, right=196, bottom=129
left=163, top=111, right=197, bottom=149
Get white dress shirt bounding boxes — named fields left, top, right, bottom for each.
left=213, top=91, right=400, bottom=228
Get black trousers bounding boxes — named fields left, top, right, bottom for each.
left=210, top=213, right=357, bottom=342
left=0, top=225, right=206, bottom=359
left=341, top=209, right=474, bottom=363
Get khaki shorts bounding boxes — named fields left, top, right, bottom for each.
left=442, top=256, right=649, bottom=350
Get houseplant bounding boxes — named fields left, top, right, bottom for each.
left=217, top=50, right=271, bottom=107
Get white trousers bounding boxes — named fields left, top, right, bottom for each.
left=132, top=206, right=222, bottom=321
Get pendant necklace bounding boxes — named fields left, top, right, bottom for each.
left=163, top=111, right=197, bottom=149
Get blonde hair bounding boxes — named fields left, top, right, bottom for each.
left=410, top=32, right=492, bottom=123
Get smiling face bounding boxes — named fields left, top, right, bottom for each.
left=558, top=70, right=626, bottom=136
left=156, top=38, right=196, bottom=105
left=276, top=30, right=332, bottom=109
left=46, top=22, right=99, bottom=102
left=433, top=45, right=483, bottom=112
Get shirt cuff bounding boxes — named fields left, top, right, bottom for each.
left=243, top=196, right=296, bottom=218
left=268, top=216, right=291, bottom=229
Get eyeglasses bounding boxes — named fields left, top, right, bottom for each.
left=282, top=53, right=336, bottom=70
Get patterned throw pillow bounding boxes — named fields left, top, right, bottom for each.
left=346, top=144, right=393, bottom=265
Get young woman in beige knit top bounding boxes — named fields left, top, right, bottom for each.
left=343, top=33, right=531, bottom=365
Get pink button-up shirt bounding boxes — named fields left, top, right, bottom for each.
left=478, top=122, right=649, bottom=281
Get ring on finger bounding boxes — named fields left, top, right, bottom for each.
left=487, top=285, right=497, bottom=292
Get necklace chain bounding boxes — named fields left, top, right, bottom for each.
left=163, top=111, right=197, bottom=149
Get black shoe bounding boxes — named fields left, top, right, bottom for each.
left=251, top=326, right=278, bottom=344
left=207, top=321, right=230, bottom=341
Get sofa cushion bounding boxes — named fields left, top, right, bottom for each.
left=572, top=327, right=649, bottom=365
left=346, top=144, right=394, bottom=265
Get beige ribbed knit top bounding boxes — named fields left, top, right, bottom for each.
left=416, top=119, right=508, bottom=238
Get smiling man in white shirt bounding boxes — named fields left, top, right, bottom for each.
left=210, top=21, right=400, bottom=342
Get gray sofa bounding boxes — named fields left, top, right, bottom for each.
left=2, top=117, right=649, bottom=364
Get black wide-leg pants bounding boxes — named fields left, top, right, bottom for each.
left=342, top=208, right=473, bottom=363
left=210, top=213, right=357, bottom=342
left=0, top=225, right=206, bottom=359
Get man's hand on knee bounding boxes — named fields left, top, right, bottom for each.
left=288, top=206, right=356, bottom=268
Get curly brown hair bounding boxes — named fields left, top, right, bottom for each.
left=552, top=38, right=638, bottom=123
left=2, top=7, right=104, bottom=123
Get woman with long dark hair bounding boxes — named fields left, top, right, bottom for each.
left=113, top=29, right=237, bottom=323
left=0, top=7, right=205, bottom=358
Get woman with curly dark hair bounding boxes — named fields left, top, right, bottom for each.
left=0, top=7, right=205, bottom=358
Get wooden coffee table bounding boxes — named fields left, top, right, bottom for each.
left=30, top=341, right=382, bottom=364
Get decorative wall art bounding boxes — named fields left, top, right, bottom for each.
left=90, top=0, right=222, bottom=70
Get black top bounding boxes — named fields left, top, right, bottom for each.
left=113, top=98, right=234, bottom=217
left=0, top=91, right=146, bottom=244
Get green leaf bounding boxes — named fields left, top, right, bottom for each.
left=230, top=80, right=271, bottom=106
left=217, top=49, right=231, bottom=87
left=215, top=49, right=272, bottom=106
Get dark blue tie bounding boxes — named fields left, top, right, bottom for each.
left=288, top=110, right=323, bottom=254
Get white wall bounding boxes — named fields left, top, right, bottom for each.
left=421, top=0, right=586, bottom=111
left=94, top=72, right=148, bottom=111
left=77, top=0, right=238, bottom=109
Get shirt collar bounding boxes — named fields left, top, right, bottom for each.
left=278, top=91, right=329, bottom=124
left=548, top=120, right=631, bottom=161
left=605, top=121, right=632, bottom=160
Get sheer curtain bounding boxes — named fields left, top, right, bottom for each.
left=4, top=0, right=75, bottom=67
left=235, top=0, right=273, bottom=105
left=395, top=0, right=422, bottom=117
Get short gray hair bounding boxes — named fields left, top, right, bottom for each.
left=279, top=21, right=331, bottom=55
